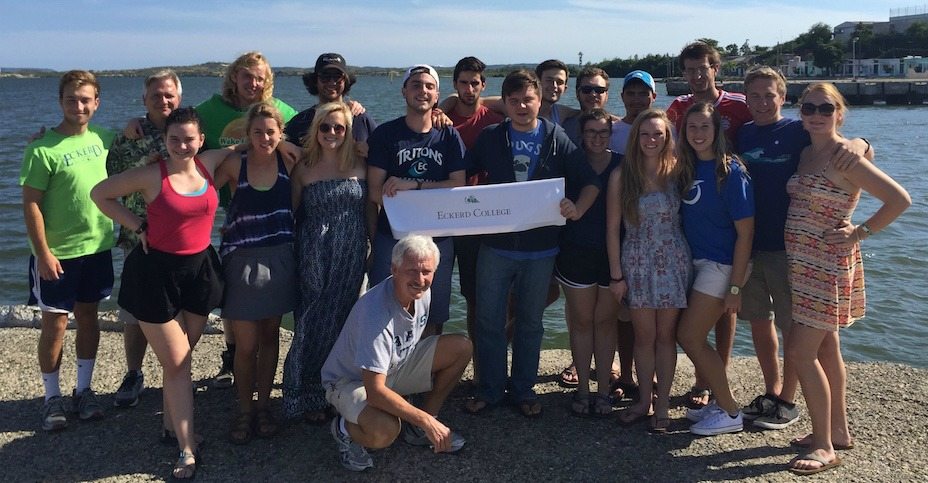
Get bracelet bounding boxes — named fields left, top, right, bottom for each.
left=611, top=276, right=624, bottom=283
left=134, top=220, right=148, bottom=235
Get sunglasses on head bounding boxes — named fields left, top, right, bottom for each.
left=800, top=102, right=836, bottom=116
left=319, top=122, right=346, bottom=134
left=579, top=85, right=608, bottom=95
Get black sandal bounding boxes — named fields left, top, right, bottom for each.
left=171, top=450, right=197, bottom=481
left=228, top=411, right=253, bottom=445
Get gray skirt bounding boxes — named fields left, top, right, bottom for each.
left=221, top=243, right=297, bottom=320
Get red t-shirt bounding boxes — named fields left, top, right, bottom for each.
left=667, top=89, right=752, bottom=152
left=448, top=103, right=504, bottom=186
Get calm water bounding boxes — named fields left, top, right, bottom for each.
left=0, top=75, right=925, bottom=367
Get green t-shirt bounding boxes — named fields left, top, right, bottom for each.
left=195, top=94, right=298, bottom=150
left=20, top=125, right=116, bottom=259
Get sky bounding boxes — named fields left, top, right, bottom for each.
left=0, top=0, right=898, bottom=71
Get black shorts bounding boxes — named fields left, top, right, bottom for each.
left=553, top=241, right=610, bottom=288
left=28, top=250, right=114, bottom=312
left=118, top=245, right=224, bottom=324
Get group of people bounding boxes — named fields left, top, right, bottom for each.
left=20, top=41, right=910, bottom=478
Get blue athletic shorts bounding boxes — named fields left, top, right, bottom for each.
left=28, top=250, right=114, bottom=313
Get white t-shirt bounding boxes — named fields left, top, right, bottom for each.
left=321, top=276, right=430, bottom=385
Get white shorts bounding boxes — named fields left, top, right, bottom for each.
left=691, top=258, right=751, bottom=300
left=325, top=335, right=439, bottom=424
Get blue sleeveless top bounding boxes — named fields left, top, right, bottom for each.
left=219, top=151, right=294, bottom=256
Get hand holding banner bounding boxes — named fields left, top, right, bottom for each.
left=382, top=178, right=567, bottom=239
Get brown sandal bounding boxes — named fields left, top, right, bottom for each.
left=228, top=410, right=253, bottom=445
left=254, top=409, right=279, bottom=438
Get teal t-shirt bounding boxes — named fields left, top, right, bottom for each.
left=195, top=94, right=297, bottom=150
left=20, top=125, right=116, bottom=259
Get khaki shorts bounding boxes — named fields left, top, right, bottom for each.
left=691, top=258, right=751, bottom=300
left=325, top=336, right=439, bottom=424
left=738, top=250, right=793, bottom=332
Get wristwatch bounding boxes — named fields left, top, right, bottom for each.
left=858, top=223, right=872, bottom=238
left=729, top=285, right=741, bottom=296
left=135, top=220, right=148, bottom=235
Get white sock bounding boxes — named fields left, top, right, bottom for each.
left=76, top=358, right=96, bottom=392
left=42, top=371, right=61, bottom=401
left=339, top=416, right=349, bottom=436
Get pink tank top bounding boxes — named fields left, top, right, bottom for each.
left=146, top=158, right=218, bottom=255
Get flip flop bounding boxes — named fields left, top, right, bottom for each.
left=515, top=400, right=543, bottom=419
left=618, top=408, right=652, bottom=426
left=790, top=434, right=855, bottom=450
left=559, top=365, right=579, bottom=388
left=463, top=397, right=498, bottom=415
left=570, top=392, right=590, bottom=417
left=788, top=452, right=842, bottom=476
left=649, top=417, right=671, bottom=434
left=687, top=386, right=712, bottom=408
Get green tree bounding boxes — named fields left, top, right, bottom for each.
left=813, top=42, right=844, bottom=75
left=725, top=43, right=739, bottom=56
left=697, top=38, right=720, bottom=50
left=740, top=40, right=752, bottom=56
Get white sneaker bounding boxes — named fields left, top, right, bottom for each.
left=42, top=396, right=69, bottom=431
left=686, top=401, right=719, bottom=422
left=690, top=409, right=743, bottom=436
left=330, top=416, right=373, bottom=471
left=402, top=422, right=466, bottom=453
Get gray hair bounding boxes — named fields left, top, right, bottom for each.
left=391, top=235, right=440, bottom=268
left=143, top=69, right=183, bottom=96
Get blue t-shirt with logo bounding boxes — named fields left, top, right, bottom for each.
left=681, top=159, right=754, bottom=265
left=509, top=123, right=544, bottom=182
left=367, top=116, right=466, bottom=236
left=738, top=118, right=809, bottom=252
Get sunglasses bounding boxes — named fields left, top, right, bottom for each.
left=319, top=123, right=347, bottom=135
left=579, top=85, right=608, bottom=95
left=800, top=102, right=836, bottom=116
left=319, top=73, right=344, bottom=83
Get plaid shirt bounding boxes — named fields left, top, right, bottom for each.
left=105, top=116, right=167, bottom=250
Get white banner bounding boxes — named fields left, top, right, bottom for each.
left=383, top=178, right=566, bottom=239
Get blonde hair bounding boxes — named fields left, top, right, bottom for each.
left=302, top=102, right=357, bottom=172
left=620, top=109, right=680, bottom=225
left=243, top=101, right=284, bottom=149
left=799, top=82, right=848, bottom=128
left=744, top=66, right=785, bottom=97
left=676, top=102, right=747, bottom=194
left=222, top=51, right=274, bottom=105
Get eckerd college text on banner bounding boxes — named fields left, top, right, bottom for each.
left=382, top=178, right=567, bottom=239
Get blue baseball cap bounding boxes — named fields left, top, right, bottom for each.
left=623, top=70, right=656, bottom=92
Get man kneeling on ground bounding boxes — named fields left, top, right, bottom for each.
left=321, top=235, right=473, bottom=471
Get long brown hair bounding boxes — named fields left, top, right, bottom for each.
left=302, top=102, right=357, bottom=172
left=620, top=109, right=680, bottom=225
left=676, top=102, right=746, bottom=194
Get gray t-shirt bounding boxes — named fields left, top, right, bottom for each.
left=321, top=276, right=430, bottom=385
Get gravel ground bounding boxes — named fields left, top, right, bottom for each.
left=0, top=325, right=925, bottom=482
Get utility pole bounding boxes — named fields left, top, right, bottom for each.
left=852, top=37, right=859, bottom=80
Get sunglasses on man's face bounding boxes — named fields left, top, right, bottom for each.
left=800, top=102, right=836, bottom=116
left=319, top=123, right=347, bottom=135
left=579, top=85, right=608, bottom=95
